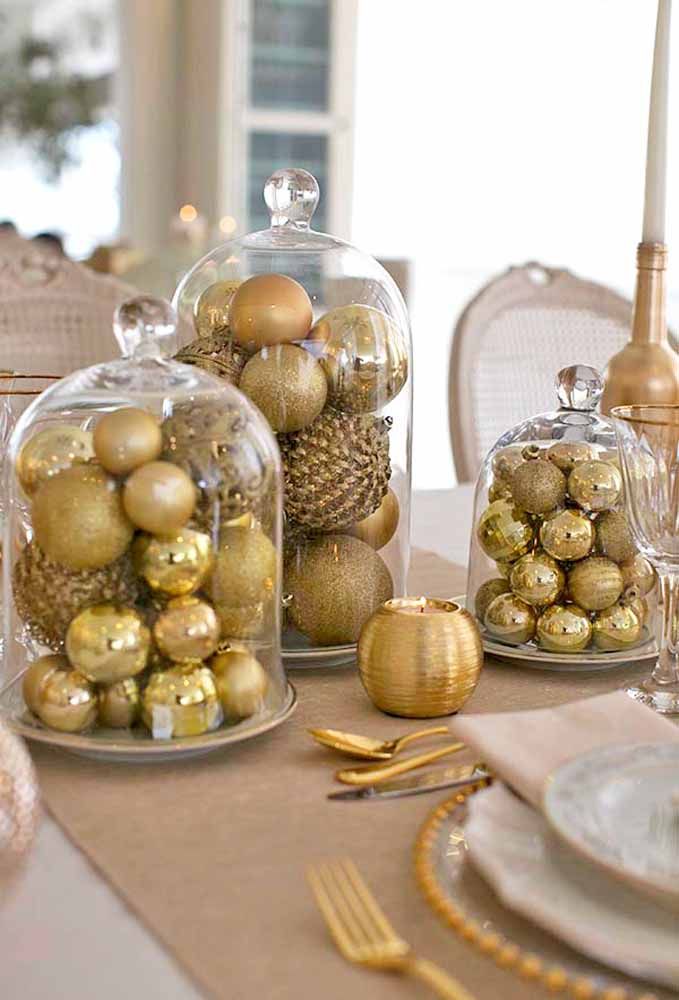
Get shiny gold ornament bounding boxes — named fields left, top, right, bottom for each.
left=66, top=604, right=150, bottom=684
left=511, top=455, right=566, bottom=514
left=134, top=528, right=212, bottom=597
left=568, top=460, right=622, bottom=512
left=285, top=534, right=393, bottom=645
left=483, top=593, right=536, bottom=645
left=488, top=479, right=513, bottom=503
left=230, top=273, right=312, bottom=349
left=34, top=667, right=97, bottom=733
left=567, top=556, right=624, bottom=612
left=17, top=425, right=94, bottom=496
left=309, top=304, right=408, bottom=413
left=215, top=603, right=265, bottom=641
left=141, top=665, right=221, bottom=738
left=595, top=510, right=637, bottom=564
left=209, top=526, right=276, bottom=610
left=495, top=559, right=513, bottom=579
left=123, top=460, right=196, bottom=534
left=536, top=604, right=592, bottom=653
left=22, top=654, right=68, bottom=714
left=32, top=464, right=134, bottom=571
left=592, top=603, right=642, bottom=651
left=175, top=329, right=249, bottom=385
left=93, top=407, right=162, bottom=475
left=474, top=578, right=511, bottom=622
left=98, top=677, right=141, bottom=728
left=491, top=446, right=525, bottom=482
left=239, top=344, right=327, bottom=432
left=622, top=589, right=649, bottom=626
left=546, top=441, right=596, bottom=474
left=193, top=279, right=240, bottom=337
left=346, top=488, right=399, bottom=550
left=509, top=551, right=565, bottom=607
left=211, top=648, right=269, bottom=721
left=476, top=499, right=534, bottom=562
left=539, top=508, right=594, bottom=562
left=153, top=595, right=220, bottom=663
left=620, top=553, right=656, bottom=597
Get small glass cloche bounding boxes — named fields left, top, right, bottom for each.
left=1, top=296, right=293, bottom=754
left=467, top=365, right=657, bottom=660
left=173, top=168, right=413, bottom=667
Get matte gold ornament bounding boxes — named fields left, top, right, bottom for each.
left=66, top=604, right=151, bottom=684
left=17, top=425, right=94, bottom=496
left=546, top=441, right=596, bottom=475
left=536, top=604, right=592, bottom=653
left=474, top=578, right=511, bottom=621
left=175, top=329, right=249, bottom=385
left=153, top=595, right=220, bottom=663
left=209, top=526, right=276, bottom=609
left=230, top=273, right=312, bottom=349
left=568, top=460, right=622, bottom=512
left=123, top=460, right=196, bottom=534
left=32, top=464, right=134, bottom=571
left=491, top=446, right=524, bottom=482
left=595, top=510, right=637, bottom=564
left=34, top=667, right=97, bottom=733
left=93, top=407, right=162, bottom=475
left=141, top=665, right=221, bottom=738
left=134, top=528, right=212, bottom=597
left=193, top=279, right=240, bottom=337
left=592, top=603, right=642, bottom=651
left=539, top=508, right=594, bottom=562
left=210, top=647, right=269, bottom=721
left=346, top=488, right=399, bottom=550
left=511, top=455, right=566, bottom=514
left=285, top=534, right=393, bottom=645
left=98, top=677, right=141, bottom=728
left=22, top=654, right=68, bottom=714
left=488, top=479, right=513, bottom=503
left=476, top=499, right=534, bottom=562
left=620, top=554, right=656, bottom=597
left=309, top=304, right=408, bottom=413
left=215, top=602, right=265, bottom=641
left=567, top=556, right=624, bottom=612
left=483, top=593, right=536, bottom=645
left=509, top=551, right=565, bottom=607
left=239, top=344, right=327, bottom=432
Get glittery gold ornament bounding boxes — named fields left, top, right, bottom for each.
left=175, top=329, right=249, bottom=385
left=285, top=534, right=393, bottom=645
left=568, top=460, right=622, bottom=512
left=620, top=554, right=656, bottom=597
left=595, top=510, right=637, bottom=564
left=346, top=488, right=399, bottom=550
left=491, top=446, right=524, bottom=482
left=193, top=280, right=240, bottom=337
left=66, top=604, right=150, bottom=684
left=22, top=654, right=68, bottom=714
left=546, top=441, right=596, bottom=474
left=211, top=647, right=269, bottom=721
left=239, top=344, right=327, bottom=432
left=153, top=595, right=220, bottom=663
left=511, top=454, right=566, bottom=514
left=309, top=305, right=408, bottom=413
left=592, top=603, right=642, bottom=651
left=123, top=460, right=196, bottom=534
left=476, top=499, right=534, bottom=562
left=483, top=593, right=536, bottom=645
left=215, top=603, right=265, bottom=640
left=509, top=551, right=565, bottom=607
left=17, top=425, right=94, bottom=496
left=34, top=667, right=97, bottom=732
left=567, top=556, right=623, bottom=612
left=98, top=677, right=141, bottom=728
left=230, top=273, right=312, bottom=349
left=539, top=508, right=594, bottom=562
left=141, top=665, right=221, bottom=738
left=488, top=479, right=513, bottom=503
left=474, top=578, right=511, bottom=621
left=134, top=528, right=212, bottom=597
left=208, top=525, right=277, bottom=612
left=536, top=604, right=592, bottom=653
left=93, top=407, right=162, bottom=475
left=32, top=464, right=134, bottom=571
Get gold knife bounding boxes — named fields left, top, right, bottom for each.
left=328, top=762, right=490, bottom=800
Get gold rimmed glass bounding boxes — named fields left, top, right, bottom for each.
left=611, top=403, right=679, bottom=714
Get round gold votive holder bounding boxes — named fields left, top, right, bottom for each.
left=357, top=597, right=483, bottom=718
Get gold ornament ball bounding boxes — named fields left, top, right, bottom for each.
left=595, top=510, right=637, bottom=564
left=209, top=526, right=277, bottom=609
left=476, top=499, right=534, bottom=562
left=495, top=559, right=513, bottom=579
left=32, top=464, right=134, bottom=571
left=141, top=665, right=221, bottom=738
left=17, top=425, right=94, bottom=496
left=567, top=556, right=623, bottom=612
left=309, top=304, right=408, bottom=413
left=98, top=677, right=141, bottom=728
left=123, top=460, right=196, bottom=534
left=511, top=457, right=566, bottom=514
left=22, top=654, right=68, bottom=715
left=134, top=528, right=212, bottom=597
left=239, top=344, right=327, bottom=432
left=215, top=603, right=266, bottom=641
left=546, top=441, right=596, bottom=475
left=620, top=554, right=656, bottom=597
left=230, top=273, right=312, bottom=349
left=491, top=446, right=524, bottom=483
left=623, top=591, right=649, bottom=627
left=193, top=279, right=240, bottom=337
left=536, top=604, right=592, bottom=653
left=568, top=460, right=622, bottom=512
left=539, top=508, right=594, bottom=562
left=211, top=648, right=269, bottom=721
left=484, top=593, right=536, bottom=646
left=153, top=595, right=221, bottom=663
left=474, top=578, right=511, bottom=621
left=175, top=330, right=249, bottom=385
left=509, top=551, right=565, bottom=607
left=66, top=603, right=151, bottom=684
left=34, top=667, right=97, bottom=733
left=592, top=603, right=642, bottom=651
left=346, top=488, right=400, bottom=550
left=488, top=479, right=513, bottom=503
left=93, top=407, right=162, bottom=475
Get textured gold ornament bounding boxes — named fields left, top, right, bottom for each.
left=536, top=604, right=592, bottom=653
left=346, top=488, right=399, bottom=550
left=153, top=595, right=220, bottom=663
left=230, top=273, right=312, bottom=349
left=546, top=441, right=596, bottom=474
left=210, top=648, right=269, bottom=721
left=309, top=304, right=408, bottom=413
left=34, top=667, right=97, bottom=732
left=93, top=407, right=162, bottom=475
left=32, top=464, right=134, bottom=571
left=98, top=677, right=141, bottom=728
left=175, top=329, right=249, bottom=385
left=567, top=556, right=623, bottom=612
left=141, top=665, right=221, bottom=738
left=123, top=460, right=196, bottom=534
left=567, top=460, right=622, bottom=512
left=285, top=534, right=393, bottom=645
left=17, top=425, right=94, bottom=496
left=483, top=593, right=536, bottom=645
left=66, top=603, right=151, bottom=684
left=594, top=510, right=637, bottom=564
left=134, top=528, right=212, bottom=597
left=491, top=446, right=524, bottom=482
left=509, top=551, right=565, bottom=607
left=215, top=603, right=266, bottom=641
left=539, top=508, right=594, bottom=562
left=511, top=456, right=566, bottom=514
left=474, top=578, right=511, bottom=621
left=193, top=279, right=240, bottom=337
left=592, top=603, right=642, bottom=651
left=620, top=553, right=656, bottom=597
left=488, top=479, right=513, bottom=503
left=22, top=654, right=68, bottom=714
left=239, top=344, right=327, bottom=432
left=209, top=525, right=276, bottom=609
left=476, top=499, right=534, bottom=562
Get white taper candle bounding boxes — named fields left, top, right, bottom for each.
left=643, top=0, right=673, bottom=243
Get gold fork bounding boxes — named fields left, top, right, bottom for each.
left=307, top=858, right=476, bottom=1000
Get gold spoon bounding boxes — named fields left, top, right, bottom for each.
left=336, top=742, right=466, bottom=786
left=307, top=725, right=450, bottom=761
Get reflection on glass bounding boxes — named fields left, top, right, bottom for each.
left=248, top=133, right=328, bottom=232
left=250, top=0, right=330, bottom=111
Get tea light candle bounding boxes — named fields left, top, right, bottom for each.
left=390, top=597, right=451, bottom=615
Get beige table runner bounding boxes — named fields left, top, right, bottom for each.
left=29, top=551, right=659, bottom=1000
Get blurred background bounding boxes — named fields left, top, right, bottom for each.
left=0, top=0, right=674, bottom=487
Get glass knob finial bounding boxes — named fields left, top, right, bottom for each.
left=113, top=296, right=177, bottom=359
left=264, top=168, right=319, bottom=230
left=555, top=364, right=603, bottom=411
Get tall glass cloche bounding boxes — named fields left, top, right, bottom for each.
left=173, top=168, right=413, bottom=667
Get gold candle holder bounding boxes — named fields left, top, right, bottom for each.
left=357, top=597, right=483, bottom=718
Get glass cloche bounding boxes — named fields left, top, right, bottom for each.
left=173, top=168, right=412, bottom=667
left=1, top=296, right=294, bottom=758
left=466, top=365, right=658, bottom=662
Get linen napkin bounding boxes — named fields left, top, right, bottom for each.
left=450, top=690, right=679, bottom=807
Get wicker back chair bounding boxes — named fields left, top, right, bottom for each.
left=448, top=262, right=633, bottom=482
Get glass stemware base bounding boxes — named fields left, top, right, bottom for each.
left=626, top=678, right=679, bottom=714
